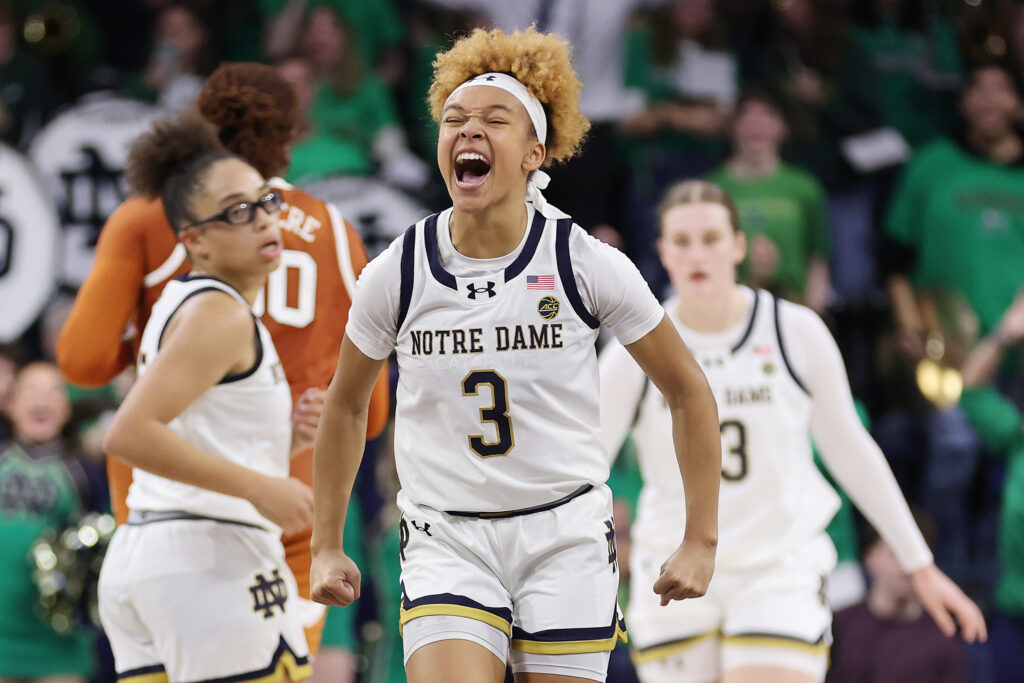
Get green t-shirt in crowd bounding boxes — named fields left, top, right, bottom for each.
left=850, top=17, right=961, bottom=149
left=959, top=386, right=1024, bottom=617
left=287, top=76, right=399, bottom=183
left=886, top=139, right=1024, bottom=334
left=259, top=0, right=404, bottom=68
left=707, top=164, right=830, bottom=299
left=0, top=443, right=94, bottom=678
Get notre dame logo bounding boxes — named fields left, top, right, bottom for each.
left=249, top=568, right=288, bottom=619
left=538, top=296, right=559, bottom=320
left=604, top=519, right=618, bottom=572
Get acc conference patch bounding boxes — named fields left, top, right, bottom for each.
left=538, top=296, right=559, bottom=320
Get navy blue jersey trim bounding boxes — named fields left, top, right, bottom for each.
left=397, top=224, right=417, bottom=330
left=636, top=631, right=716, bottom=653
left=117, top=664, right=167, bottom=680
left=187, top=636, right=309, bottom=683
left=512, top=609, right=623, bottom=643
left=126, top=510, right=269, bottom=532
left=773, top=294, right=809, bottom=395
left=445, top=484, right=593, bottom=518
left=730, top=290, right=761, bottom=354
left=401, top=586, right=514, bottom=624
left=423, top=213, right=457, bottom=290
left=555, top=220, right=599, bottom=329
left=156, top=286, right=234, bottom=350
left=219, top=318, right=262, bottom=384
left=504, top=210, right=547, bottom=282
left=723, top=630, right=827, bottom=646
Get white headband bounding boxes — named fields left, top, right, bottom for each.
left=447, top=72, right=547, bottom=145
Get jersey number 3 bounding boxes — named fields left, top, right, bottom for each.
left=720, top=420, right=748, bottom=481
left=462, top=370, right=515, bottom=458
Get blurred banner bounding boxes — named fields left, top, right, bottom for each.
left=28, top=95, right=161, bottom=288
left=0, top=143, right=61, bottom=342
left=302, top=176, right=431, bottom=260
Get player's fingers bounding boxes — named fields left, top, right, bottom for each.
left=922, top=595, right=956, bottom=638
left=954, top=598, right=987, bottom=643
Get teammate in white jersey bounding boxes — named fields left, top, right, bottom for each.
left=97, top=112, right=317, bottom=683
left=600, top=180, right=986, bottom=683
left=309, top=28, right=722, bottom=683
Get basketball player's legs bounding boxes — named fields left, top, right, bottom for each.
left=406, top=635, right=506, bottom=683
left=627, top=539, right=724, bottom=683
left=718, top=535, right=837, bottom=683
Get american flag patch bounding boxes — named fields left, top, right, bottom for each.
left=526, top=274, right=556, bottom=290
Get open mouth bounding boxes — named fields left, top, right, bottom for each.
left=260, top=238, right=282, bottom=259
left=454, top=152, right=491, bottom=189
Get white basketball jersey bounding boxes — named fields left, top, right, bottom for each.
left=393, top=209, right=613, bottom=513
left=127, top=276, right=292, bottom=531
left=632, top=288, right=840, bottom=568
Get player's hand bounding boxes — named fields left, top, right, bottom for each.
left=291, top=387, right=325, bottom=455
left=910, top=563, right=988, bottom=643
left=251, top=476, right=314, bottom=535
left=653, top=539, right=715, bottom=606
left=310, top=548, right=361, bottom=607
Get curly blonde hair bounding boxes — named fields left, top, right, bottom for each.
left=428, top=27, right=590, bottom=166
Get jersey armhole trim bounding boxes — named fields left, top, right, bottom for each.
left=423, top=213, right=457, bottom=290
left=555, top=220, right=600, bottom=329
left=504, top=209, right=547, bottom=282
left=397, top=224, right=417, bottom=330
left=730, top=289, right=761, bottom=354
left=154, top=286, right=262, bottom=385
left=772, top=294, right=809, bottom=396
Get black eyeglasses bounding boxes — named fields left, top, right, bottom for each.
left=185, top=190, right=284, bottom=229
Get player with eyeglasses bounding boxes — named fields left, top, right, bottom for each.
left=58, top=63, right=390, bottom=656
left=97, top=110, right=314, bottom=683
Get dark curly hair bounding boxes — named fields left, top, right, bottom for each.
left=126, top=109, right=234, bottom=233
left=196, top=62, right=299, bottom=178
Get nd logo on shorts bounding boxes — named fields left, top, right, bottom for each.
left=538, top=296, right=559, bottom=320
left=249, top=568, right=288, bottom=618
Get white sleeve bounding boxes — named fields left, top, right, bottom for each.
left=344, top=235, right=404, bottom=361
left=598, top=337, right=649, bottom=458
left=572, top=228, right=664, bottom=345
left=783, top=302, right=934, bottom=571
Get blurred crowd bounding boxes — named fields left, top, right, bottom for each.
left=2, top=0, right=1024, bottom=681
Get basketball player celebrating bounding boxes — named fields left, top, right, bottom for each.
left=97, top=112, right=312, bottom=683
left=310, top=27, right=722, bottom=683
left=56, top=63, right=389, bottom=652
left=600, top=180, right=986, bottom=683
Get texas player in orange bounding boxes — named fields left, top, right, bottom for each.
left=56, top=62, right=389, bottom=653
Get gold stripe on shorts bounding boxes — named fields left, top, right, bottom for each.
left=400, top=604, right=513, bottom=637
left=631, top=629, right=720, bottom=666
left=721, top=631, right=829, bottom=656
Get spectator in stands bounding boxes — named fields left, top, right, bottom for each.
left=0, top=1, right=55, bottom=148
left=960, top=292, right=1024, bottom=683
left=707, top=87, right=831, bottom=313
left=280, top=5, right=427, bottom=189
left=0, top=362, right=101, bottom=683
left=880, top=59, right=1024, bottom=583
left=132, top=2, right=218, bottom=110
left=850, top=0, right=963, bottom=150
left=622, top=0, right=737, bottom=293
left=828, top=512, right=968, bottom=683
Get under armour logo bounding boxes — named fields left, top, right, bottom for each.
left=249, top=568, right=288, bottom=619
left=466, top=281, right=496, bottom=299
left=469, top=74, right=498, bottom=82
left=412, top=520, right=432, bottom=536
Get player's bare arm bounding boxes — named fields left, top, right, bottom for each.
left=103, top=292, right=314, bottom=534
left=624, top=314, right=720, bottom=603
left=310, top=335, right=385, bottom=607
